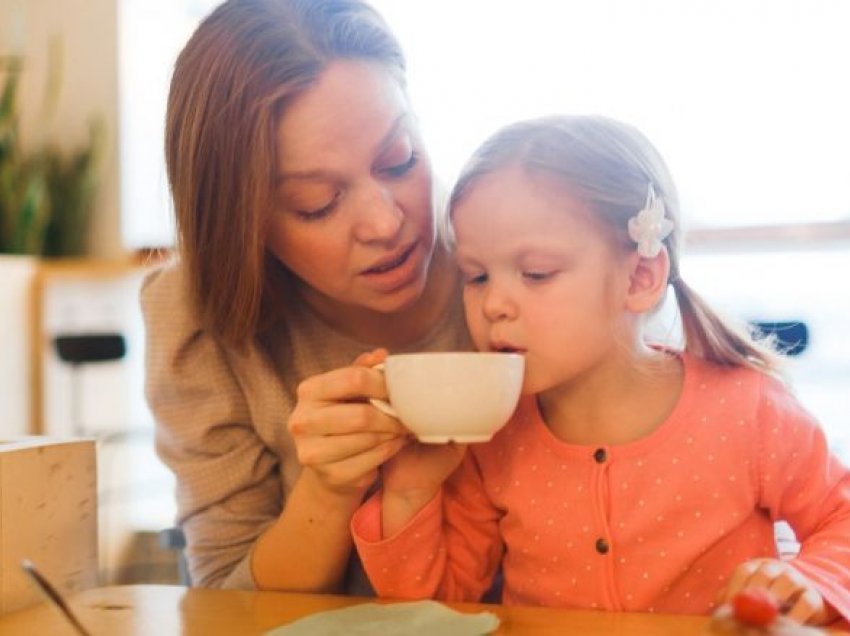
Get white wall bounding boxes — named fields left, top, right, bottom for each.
left=117, top=0, right=217, bottom=249
left=0, top=256, right=36, bottom=437
left=0, top=0, right=123, bottom=258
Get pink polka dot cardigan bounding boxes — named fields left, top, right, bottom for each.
left=352, top=352, right=850, bottom=624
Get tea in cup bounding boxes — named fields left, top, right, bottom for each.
left=370, top=352, right=524, bottom=443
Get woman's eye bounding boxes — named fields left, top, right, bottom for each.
left=380, top=151, right=419, bottom=178
left=295, top=194, right=340, bottom=221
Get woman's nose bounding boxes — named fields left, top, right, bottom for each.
left=353, top=181, right=403, bottom=243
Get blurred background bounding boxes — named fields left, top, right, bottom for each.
left=1, top=0, right=848, bottom=587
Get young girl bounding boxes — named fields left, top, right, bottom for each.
left=351, top=115, right=850, bottom=625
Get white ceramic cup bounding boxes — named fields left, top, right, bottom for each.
left=369, top=352, right=524, bottom=444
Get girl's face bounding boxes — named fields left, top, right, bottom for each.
left=268, top=60, right=435, bottom=316
left=453, top=166, right=635, bottom=395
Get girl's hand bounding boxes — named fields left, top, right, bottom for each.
left=718, top=558, right=839, bottom=625
left=288, top=349, right=408, bottom=496
left=381, top=438, right=468, bottom=499
left=378, top=438, right=468, bottom=538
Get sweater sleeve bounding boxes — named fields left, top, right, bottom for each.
left=142, top=265, right=282, bottom=589
left=352, top=452, right=504, bottom=602
left=756, top=375, right=850, bottom=622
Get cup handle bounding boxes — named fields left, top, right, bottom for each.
left=369, top=363, right=399, bottom=418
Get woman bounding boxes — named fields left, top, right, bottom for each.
left=143, top=0, right=470, bottom=592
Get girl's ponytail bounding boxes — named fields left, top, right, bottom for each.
left=671, top=277, right=783, bottom=376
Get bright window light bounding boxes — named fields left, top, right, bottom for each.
left=119, top=0, right=850, bottom=248
left=374, top=0, right=850, bottom=230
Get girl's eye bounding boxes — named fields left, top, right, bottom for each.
left=463, top=272, right=488, bottom=286
left=523, top=270, right=555, bottom=282
left=295, top=193, right=340, bottom=221
left=379, top=151, right=419, bottom=178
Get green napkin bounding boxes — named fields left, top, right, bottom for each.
left=265, top=600, right=500, bottom=635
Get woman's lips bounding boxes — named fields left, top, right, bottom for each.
left=363, top=242, right=416, bottom=275
left=360, top=242, right=421, bottom=292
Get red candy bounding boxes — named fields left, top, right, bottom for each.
left=732, top=588, right=780, bottom=626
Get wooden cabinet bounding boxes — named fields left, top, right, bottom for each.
left=0, top=438, right=97, bottom=615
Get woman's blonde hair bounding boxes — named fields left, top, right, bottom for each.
left=448, top=115, right=782, bottom=374
left=166, top=0, right=406, bottom=347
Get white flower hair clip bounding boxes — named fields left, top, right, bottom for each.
left=627, top=184, right=673, bottom=258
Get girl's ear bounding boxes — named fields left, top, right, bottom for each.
left=624, top=247, right=670, bottom=314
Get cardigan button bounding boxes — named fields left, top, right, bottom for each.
left=593, top=448, right=607, bottom=463
left=595, top=538, right=610, bottom=554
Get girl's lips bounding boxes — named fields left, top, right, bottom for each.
left=490, top=342, right=525, bottom=354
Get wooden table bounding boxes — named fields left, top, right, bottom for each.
left=0, top=584, right=845, bottom=635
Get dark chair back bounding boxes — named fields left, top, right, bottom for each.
left=751, top=320, right=809, bottom=357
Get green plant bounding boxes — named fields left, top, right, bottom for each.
left=41, top=120, right=104, bottom=256
left=0, top=56, right=50, bottom=254
left=0, top=49, right=102, bottom=256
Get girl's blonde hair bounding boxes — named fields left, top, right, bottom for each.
left=166, top=0, right=406, bottom=348
left=448, top=115, right=782, bottom=374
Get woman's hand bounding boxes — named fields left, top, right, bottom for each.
left=288, top=349, right=408, bottom=496
left=718, top=558, right=838, bottom=625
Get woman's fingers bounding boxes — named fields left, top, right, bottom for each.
left=296, top=364, right=389, bottom=405
left=352, top=347, right=389, bottom=368
left=290, top=401, right=405, bottom=438
left=288, top=351, right=403, bottom=492
left=296, top=429, right=404, bottom=467
left=317, top=436, right=409, bottom=490
left=290, top=394, right=407, bottom=488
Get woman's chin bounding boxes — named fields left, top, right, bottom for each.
left=366, top=276, right=429, bottom=315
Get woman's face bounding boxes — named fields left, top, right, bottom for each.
left=268, top=60, right=436, bottom=316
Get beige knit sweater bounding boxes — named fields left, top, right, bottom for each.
left=142, top=262, right=472, bottom=589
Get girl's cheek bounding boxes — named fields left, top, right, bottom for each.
left=461, top=300, right=487, bottom=348
left=472, top=323, right=492, bottom=352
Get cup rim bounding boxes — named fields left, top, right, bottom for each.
left=385, top=351, right=523, bottom=361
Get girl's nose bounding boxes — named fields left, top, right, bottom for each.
left=481, top=283, right=518, bottom=322
left=353, top=181, right=404, bottom=243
